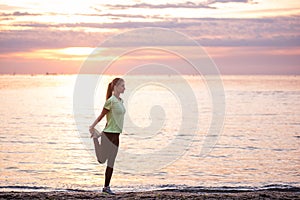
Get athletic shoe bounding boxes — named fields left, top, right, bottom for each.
left=90, top=128, right=102, bottom=139
left=102, top=186, right=115, bottom=195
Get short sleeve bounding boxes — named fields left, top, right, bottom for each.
left=103, top=97, right=112, bottom=110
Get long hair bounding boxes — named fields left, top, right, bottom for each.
left=106, top=78, right=124, bottom=100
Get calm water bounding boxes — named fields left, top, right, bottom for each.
left=0, top=74, right=299, bottom=192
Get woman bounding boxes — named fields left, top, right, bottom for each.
left=89, top=78, right=126, bottom=195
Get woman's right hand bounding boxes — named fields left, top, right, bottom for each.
left=89, top=126, right=95, bottom=133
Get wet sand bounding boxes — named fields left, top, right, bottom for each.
left=1, top=190, right=299, bottom=200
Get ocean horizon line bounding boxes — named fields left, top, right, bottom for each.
left=0, top=73, right=299, bottom=77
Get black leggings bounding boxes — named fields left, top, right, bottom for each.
left=93, top=132, right=120, bottom=187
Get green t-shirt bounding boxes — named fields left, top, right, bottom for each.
left=103, top=95, right=126, bottom=133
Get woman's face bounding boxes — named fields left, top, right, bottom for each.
left=115, top=81, right=125, bottom=94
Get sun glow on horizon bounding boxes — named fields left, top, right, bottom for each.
left=1, top=47, right=95, bottom=61
left=0, top=0, right=299, bottom=74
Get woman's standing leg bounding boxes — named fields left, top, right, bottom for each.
left=104, top=167, right=114, bottom=187
left=103, top=133, right=120, bottom=187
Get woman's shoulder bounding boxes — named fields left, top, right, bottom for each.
left=106, top=95, right=114, bottom=101
left=107, top=95, right=119, bottom=103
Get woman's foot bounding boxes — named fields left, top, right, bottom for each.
left=102, top=186, right=115, bottom=195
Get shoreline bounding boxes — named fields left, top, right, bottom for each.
left=1, top=188, right=300, bottom=200
left=0, top=185, right=300, bottom=200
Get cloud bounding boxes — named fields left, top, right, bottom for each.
left=0, top=11, right=41, bottom=16
left=102, top=0, right=257, bottom=10
left=12, top=21, right=191, bottom=29
left=0, top=10, right=165, bottom=22
left=1, top=16, right=299, bottom=54
left=0, top=29, right=108, bottom=53
left=104, top=2, right=215, bottom=9
left=207, top=0, right=254, bottom=3
left=79, top=12, right=154, bottom=19
left=178, top=16, right=300, bottom=44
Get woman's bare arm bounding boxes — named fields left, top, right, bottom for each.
left=89, top=108, right=109, bottom=130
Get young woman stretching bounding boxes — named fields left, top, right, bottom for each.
left=89, top=78, right=126, bottom=195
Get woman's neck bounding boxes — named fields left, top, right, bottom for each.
left=113, top=92, right=120, bottom=98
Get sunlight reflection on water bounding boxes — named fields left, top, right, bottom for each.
left=0, top=75, right=299, bottom=191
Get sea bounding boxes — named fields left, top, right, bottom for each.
left=0, top=74, right=299, bottom=193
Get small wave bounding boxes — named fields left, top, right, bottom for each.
left=1, top=184, right=299, bottom=193
left=0, top=186, right=88, bottom=192
left=160, top=184, right=300, bottom=193
left=0, top=186, right=52, bottom=192
left=258, top=184, right=300, bottom=192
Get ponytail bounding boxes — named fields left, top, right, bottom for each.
left=106, top=82, right=113, bottom=100
left=106, top=77, right=123, bottom=100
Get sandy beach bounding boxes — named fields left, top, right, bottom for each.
left=1, top=190, right=299, bottom=200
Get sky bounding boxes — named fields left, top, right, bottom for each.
left=0, top=0, right=299, bottom=75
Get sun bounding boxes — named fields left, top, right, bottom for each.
left=57, top=47, right=94, bottom=56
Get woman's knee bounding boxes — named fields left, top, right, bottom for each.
left=97, top=158, right=106, bottom=164
left=97, top=155, right=107, bottom=164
